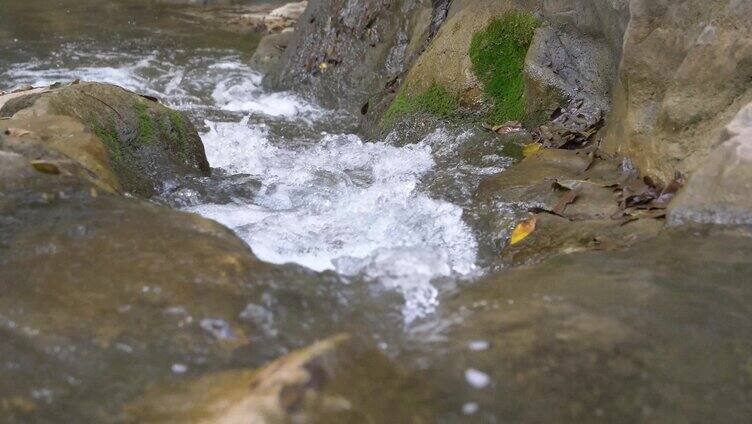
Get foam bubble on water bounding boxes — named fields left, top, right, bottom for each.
left=189, top=121, right=478, bottom=322
left=465, top=368, right=490, bottom=389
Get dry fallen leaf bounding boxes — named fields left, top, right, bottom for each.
left=30, top=161, right=60, bottom=175
left=491, top=121, right=524, bottom=134
left=510, top=217, right=537, bottom=245
left=522, top=142, right=541, bottom=158
left=318, top=62, right=328, bottom=71
left=4, top=127, right=31, bottom=137
left=552, top=189, right=580, bottom=215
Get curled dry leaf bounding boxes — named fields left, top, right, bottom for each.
left=4, top=127, right=31, bottom=137
left=510, top=217, right=537, bottom=246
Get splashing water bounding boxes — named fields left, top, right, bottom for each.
left=1, top=42, right=479, bottom=323
left=193, top=118, right=478, bottom=322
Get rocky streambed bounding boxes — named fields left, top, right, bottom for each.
left=2, top=0, right=752, bottom=423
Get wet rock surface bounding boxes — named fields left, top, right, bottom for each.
left=126, top=334, right=434, bottom=423
left=267, top=0, right=439, bottom=113
left=474, top=147, right=664, bottom=266
left=3, top=0, right=752, bottom=422
left=601, top=0, right=752, bottom=182
left=669, top=102, right=752, bottom=225
left=416, top=225, right=752, bottom=422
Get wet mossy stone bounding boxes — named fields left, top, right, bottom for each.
left=9, top=82, right=210, bottom=198
left=469, top=11, right=540, bottom=124
left=382, top=82, right=458, bottom=129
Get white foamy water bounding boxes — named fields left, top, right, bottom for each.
left=191, top=119, right=478, bottom=322
left=2, top=44, right=479, bottom=323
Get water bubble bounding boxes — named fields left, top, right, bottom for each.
left=462, top=402, right=479, bottom=415
left=468, top=340, right=490, bottom=351
left=465, top=368, right=490, bottom=389
left=199, top=318, right=235, bottom=341
left=171, top=363, right=188, bottom=374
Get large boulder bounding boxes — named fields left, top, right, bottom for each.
left=600, top=0, right=752, bottom=183
left=402, top=0, right=537, bottom=107
left=523, top=0, right=629, bottom=123
left=668, top=102, right=752, bottom=225
left=0, top=114, right=122, bottom=193
left=0, top=83, right=210, bottom=197
left=250, top=31, right=297, bottom=75
left=266, top=0, right=441, bottom=113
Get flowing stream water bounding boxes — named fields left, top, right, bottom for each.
left=0, top=4, right=501, bottom=324
left=5, top=3, right=752, bottom=422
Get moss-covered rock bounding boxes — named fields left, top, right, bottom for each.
left=468, top=11, right=539, bottom=124
left=2, top=82, right=210, bottom=197
left=400, top=1, right=538, bottom=118
left=0, top=114, right=122, bottom=193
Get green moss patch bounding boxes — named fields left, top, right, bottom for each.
left=91, top=121, right=123, bottom=163
left=134, top=102, right=156, bottom=146
left=166, top=110, right=190, bottom=162
left=469, top=11, right=540, bottom=124
left=382, top=83, right=458, bottom=128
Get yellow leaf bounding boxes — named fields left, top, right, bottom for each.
left=318, top=62, right=328, bottom=71
left=30, top=161, right=60, bottom=175
left=522, top=142, right=541, bottom=158
left=510, top=217, right=537, bottom=245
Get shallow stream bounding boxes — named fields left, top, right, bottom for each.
left=4, top=2, right=752, bottom=422
left=0, top=0, right=511, bottom=324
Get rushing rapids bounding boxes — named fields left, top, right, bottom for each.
left=1, top=39, right=494, bottom=323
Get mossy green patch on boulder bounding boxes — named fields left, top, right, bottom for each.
left=382, top=83, right=458, bottom=129
left=469, top=11, right=540, bottom=124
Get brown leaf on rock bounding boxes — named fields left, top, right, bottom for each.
left=552, top=188, right=581, bottom=216
left=533, top=100, right=604, bottom=150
